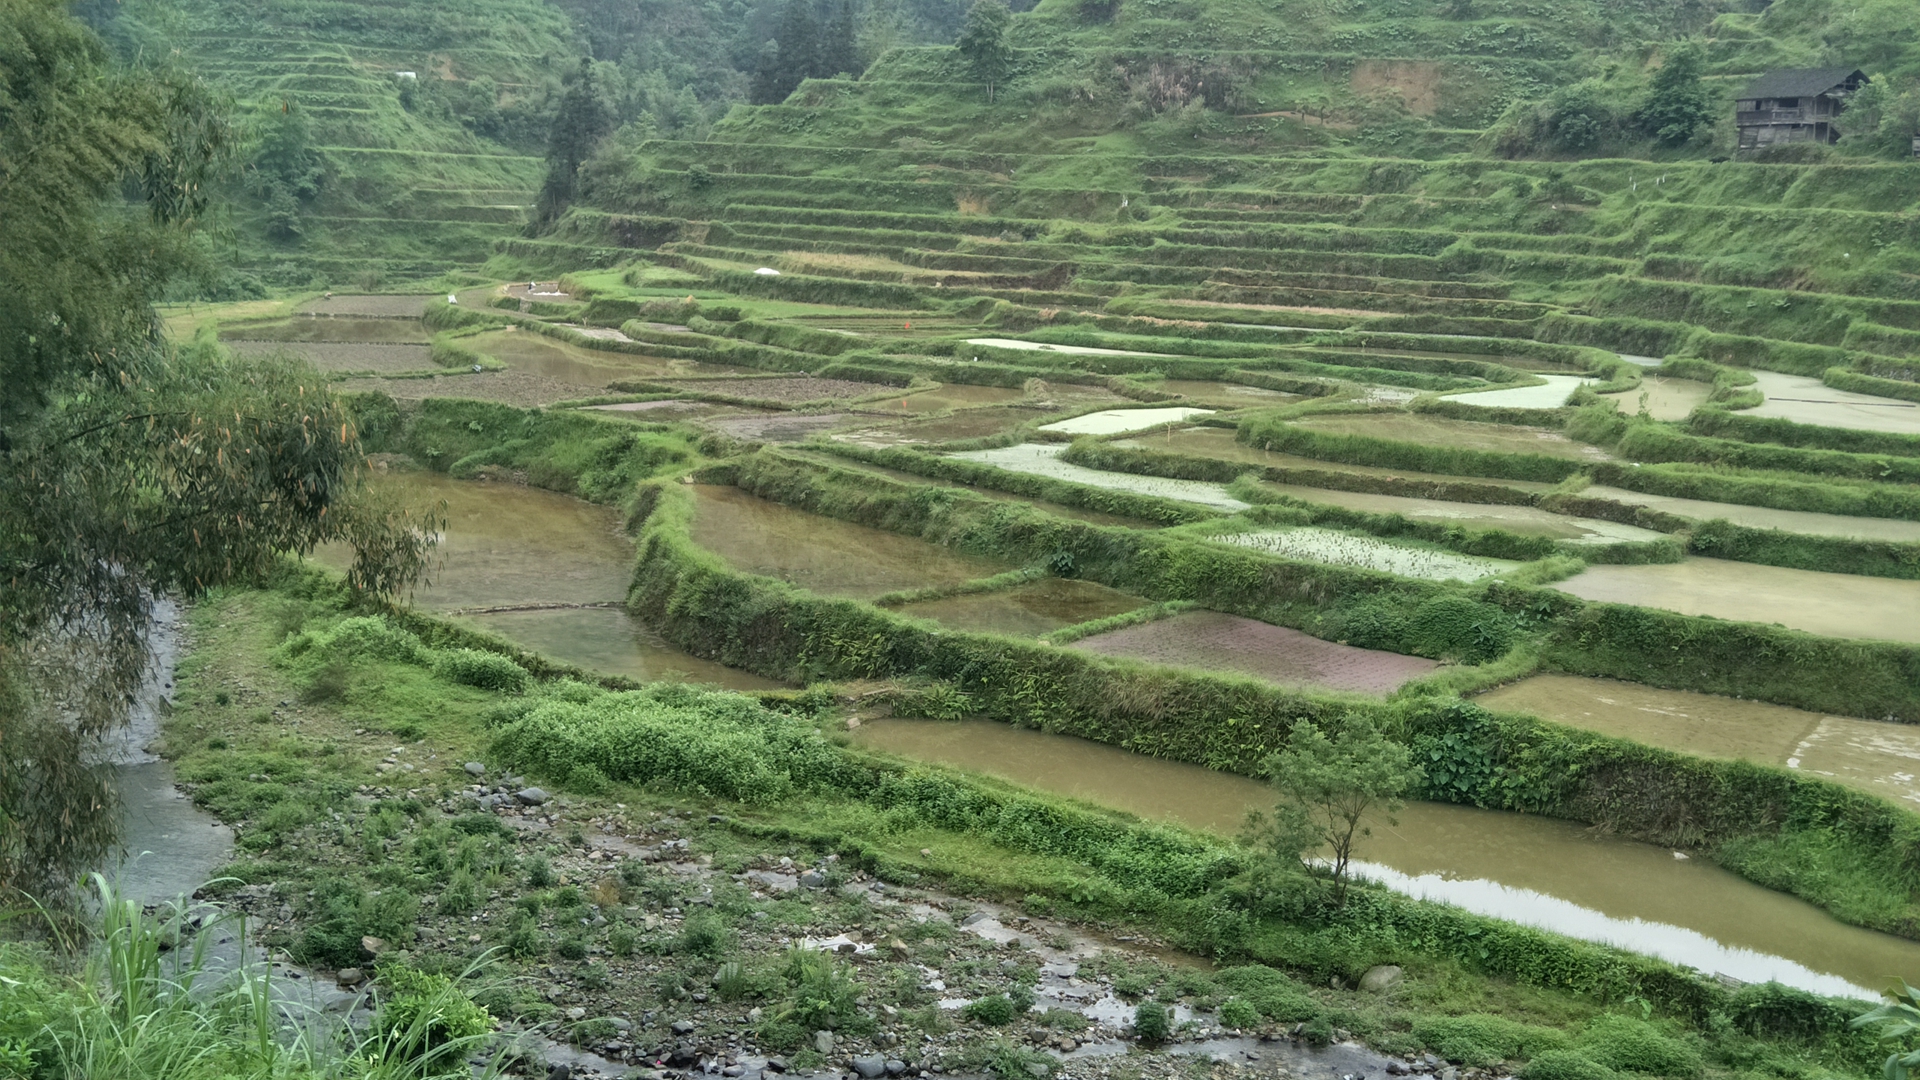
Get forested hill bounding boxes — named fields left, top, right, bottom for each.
left=78, top=0, right=973, bottom=293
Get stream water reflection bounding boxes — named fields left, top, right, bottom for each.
left=848, top=717, right=1920, bottom=998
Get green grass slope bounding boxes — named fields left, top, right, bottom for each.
left=557, top=0, right=1920, bottom=371
left=94, top=0, right=575, bottom=288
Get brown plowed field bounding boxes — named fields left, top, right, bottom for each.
left=1072, top=610, right=1436, bottom=695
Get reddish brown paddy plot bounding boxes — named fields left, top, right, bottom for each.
left=1071, top=610, right=1437, bottom=694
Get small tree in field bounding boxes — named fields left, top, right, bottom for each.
left=956, top=0, right=1014, bottom=103
left=1257, top=714, right=1421, bottom=906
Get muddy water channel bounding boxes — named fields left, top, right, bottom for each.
left=849, top=719, right=1920, bottom=998
left=1478, top=675, right=1920, bottom=807
left=321, top=472, right=777, bottom=688
left=1554, top=557, right=1920, bottom=644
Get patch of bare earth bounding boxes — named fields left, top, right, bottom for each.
left=295, top=294, right=436, bottom=318
left=1072, top=610, right=1436, bottom=695
left=337, top=371, right=607, bottom=408
left=664, top=377, right=881, bottom=403
left=700, top=412, right=854, bottom=442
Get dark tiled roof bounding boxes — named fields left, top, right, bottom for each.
left=1738, top=67, right=1864, bottom=101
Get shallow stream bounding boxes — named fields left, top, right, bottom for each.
left=849, top=718, right=1920, bottom=998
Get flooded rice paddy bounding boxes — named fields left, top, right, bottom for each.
left=776, top=450, right=1156, bottom=528
left=1445, top=375, right=1592, bottom=409
left=1040, top=407, right=1217, bottom=436
left=1212, top=528, right=1520, bottom=581
left=1249, top=481, right=1666, bottom=544
left=317, top=471, right=773, bottom=688
left=690, top=485, right=1009, bottom=599
left=1477, top=674, right=1920, bottom=806
left=862, top=383, right=1028, bottom=413
left=1123, top=427, right=1558, bottom=492
left=1554, top=557, right=1920, bottom=644
left=1582, top=484, right=1920, bottom=541
left=1070, top=610, right=1438, bottom=694
left=848, top=718, right=1920, bottom=998
left=1289, top=413, right=1614, bottom=461
left=950, top=444, right=1250, bottom=510
left=1143, top=381, right=1303, bottom=409
left=893, top=579, right=1146, bottom=636
left=1748, top=371, right=1920, bottom=435
left=964, top=337, right=1173, bottom=357
left=1599, top=376, right=1714, bottom=421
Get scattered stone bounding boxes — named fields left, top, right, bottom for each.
left=547, top=1065, right=572, bottom=1080
left=567, top=1007, right=587, bottom=1021
left=516, top=787, right=549, bottom=806
left=464, top=762, right=486, bottom=777
left=799, top=870, right=828, bottom=888
left=1360, top=965, right=1403, bottom=993
left=335, top=967, right=365, bottom=987
left=854, top=1055, right=888, bottom=1078
left=672, top=1020, right=698, bottom=1035
left=885, top=1061, right=907, bottom=1076
left=815, top=1030, right=836, bottom=1055
left=359, top=936, right=387, bottom=957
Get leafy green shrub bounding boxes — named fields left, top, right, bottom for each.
left=1133, top=1001, right=1170, bottom=1045
left=1219, top=997, right=1262, bottom=1028
left=438, top=868, right=479, bottom=917
left=555, top=934, right=588, bottom=961
left=434, top=648, right=529, bottom=692
left=564, top=762, right=613, bottom=795
left=1577, top=1015, right=1700, bottom=1076
left=1414, top=1015, right=1570, bottom=1066
left=964, top=994, right=1020, bottom=1026
left=489, top=683, right=843, bottom=803
left=608, top=925, right=638, bottom=957
left=371, top=965, right=494, bottom=1073
left=276, top=616, right=426, bottom=668
left=774, top=949, right=865, bottom=1032
left=1522, top=1050, right=1616, bottom=1080
left=1214, top=966, right=1319, bottom=1021
left=674, top=913, right=735, bottom=958
left=526, top=858, right=555, bottom=888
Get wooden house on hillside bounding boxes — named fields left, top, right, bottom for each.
left=1735, top=67, right=1867, bottom=154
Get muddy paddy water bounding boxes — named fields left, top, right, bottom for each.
left=1248, top=481, right=1665, bottom=544
left=1599, top=375, right=1714, bottom=422
left=893, top=579, right=1146, bottom=636
left=468, top=328, right=753, bottom=385
left=1554, top=557, right=1920, bottom=644
left=1582, top=484, right=1920, bottom=542
left=1478, top=674, right=1920, bottom=807
left=1071, top=611, right=1437, bottom=695
left=1748, top=371, right=1920, bottom=435
left=690, top=485, right=1009, bottom=600
left=848, top=718, right=1920, bottom=998
left=319, top=472, right=776, bottom=689
left=951, top=444, right=1250, bottom=510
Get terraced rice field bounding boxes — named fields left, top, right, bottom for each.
left=1212, top=528, right=1521, bottom=581
left=950, top=444, right=1250, bottom=509
left=1478, top=675, right=1920, bottom=807
left=1555, top=558, right=1920, bottom=644
left=689, top=485, right=1008, bottom=598
left=1285, top=413, right=1615, bottom=462
left=893, top=579, right=1146, bottom=637
left=1070, top=611, right=1438, bottom=694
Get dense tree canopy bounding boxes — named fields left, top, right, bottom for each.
left=0, top=0, right=433, bottom=906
